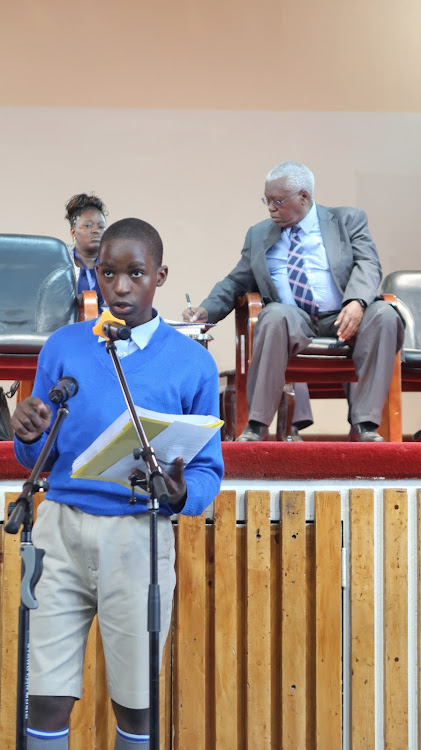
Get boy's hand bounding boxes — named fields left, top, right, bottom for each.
left=130, top=456, right=187, bottom=509
left=161, top=456, right=187, bottom=508
left=11, top=397, right=53, bottom=442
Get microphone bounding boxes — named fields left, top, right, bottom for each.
left=92, top=311, right=131, bottom=341
left=102, top=321, right=131, bottom=341
left=49, top=376, right=79, bottom=404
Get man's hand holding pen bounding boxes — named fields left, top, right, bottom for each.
left=182, top=294, right=209, bottom=324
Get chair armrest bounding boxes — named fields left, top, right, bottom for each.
left=381, top=292, right=397, bottom=304
left=381, top=291, right=407, bottom=326
left=236, top=292, right=262, bottom=317
left=381, top=291, right=414, bottom=339
left=235, top=293, right=262, bottom=373
left=78, top=290, right=98, bottom=321
left=233, top=293, right=262, bottom=436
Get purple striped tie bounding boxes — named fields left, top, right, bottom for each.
left=287, top=225, right=319, bottom=319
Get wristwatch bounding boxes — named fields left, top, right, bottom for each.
left=343, top=298, right=367, bottom=309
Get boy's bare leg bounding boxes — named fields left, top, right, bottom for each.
left=27, top=696, right=75, bottom=749
left=112, top=702, right=150, bottom=749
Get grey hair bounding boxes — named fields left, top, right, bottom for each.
left=266, top=161, right=315, bottom=197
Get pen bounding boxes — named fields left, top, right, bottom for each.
left=186, top=293, right=194, bottom=319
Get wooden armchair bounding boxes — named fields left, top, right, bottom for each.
left=220, top=293, right=402, bottom=442
left=381, top=271, right=421, bottom=397
left=0, top=234, right=98, bottom=401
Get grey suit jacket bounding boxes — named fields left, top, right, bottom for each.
left=201, top=204, right=382, bottom=324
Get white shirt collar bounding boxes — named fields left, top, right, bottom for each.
left=97, top=309, right=160, bottom=356
left=130, top=310, right=160, bottom=349
left=288, top=201, right=317, bottom=236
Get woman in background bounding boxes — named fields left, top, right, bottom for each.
left=65, top=192, right=108, bottom=308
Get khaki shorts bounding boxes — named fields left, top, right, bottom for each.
left=29, top=500, right=176, bottom=709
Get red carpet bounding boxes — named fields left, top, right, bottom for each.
left=1, top=440, right=421, bottom=481
left=221, top=441, right=421, bottom=479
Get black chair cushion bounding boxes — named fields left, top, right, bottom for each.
left=402, top=349, right=421, bottom=369
left=299, top=337, right=352, bottom=358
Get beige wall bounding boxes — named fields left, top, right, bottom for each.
left=1, top=1, right=420, bottom=434
left=1, top=1, right=421, bottom=111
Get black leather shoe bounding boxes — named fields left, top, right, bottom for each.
left=236, top=422, right=270, bottom=442
left=413, top=428, right=421, bottom=442
left=349, top=422, right=385, bottom=442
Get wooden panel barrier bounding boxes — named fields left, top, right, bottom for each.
left=419, top=488, right=421, bottom=750
left=350, top=489, right=375, bottom=749
left=384, top=489, right=408, bottom=748
left=417, top=490, right=421, bottom=748
left=1, top=487, right=419, bottom=748
left=281, top=490, right=307, bottom=749
left=246, top=491, right=272, bottom=747
left=173, top=513, right=207, bottom=748
left=213, top=490, right=238, bottom=749
left=315, top=491, right=342, bottom=749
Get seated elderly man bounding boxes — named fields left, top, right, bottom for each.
left=183, top=160, right=404, bottom=442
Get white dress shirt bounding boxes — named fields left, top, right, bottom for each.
left=97, top=309, right=160, bottom=358
left=266, top=202, right=343, bottom=312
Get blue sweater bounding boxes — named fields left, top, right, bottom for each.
left=14, top=318, right=224, bottom=517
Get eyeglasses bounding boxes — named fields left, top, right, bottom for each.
left=261, top=190, right=301, bottom=209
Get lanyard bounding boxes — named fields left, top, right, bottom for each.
left=74, top=249, right=98, bottom=292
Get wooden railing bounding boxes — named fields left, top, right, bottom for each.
left=0, top=487, right=419, bottom=748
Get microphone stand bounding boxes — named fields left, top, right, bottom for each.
left=105, top=339, right=168, bottom=750
left=5, top=399, right=72, bottom=750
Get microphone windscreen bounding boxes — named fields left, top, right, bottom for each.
left=49, top=376, right=79, bottom=404
left=93, top=311, right=127, bottom=340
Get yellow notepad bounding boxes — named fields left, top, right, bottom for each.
left=71, top=405, right=223, bottom=492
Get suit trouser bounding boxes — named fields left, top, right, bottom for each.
left=247, top=301, right=405, bottom=428
left=291, top=382, right=313, bottom=430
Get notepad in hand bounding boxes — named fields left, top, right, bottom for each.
left=71, top=405, right=223, bottom=492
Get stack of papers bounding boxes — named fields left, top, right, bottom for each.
left=165, top=320, right=216, bottom=337
left=71, top=405, right=223, bottom=492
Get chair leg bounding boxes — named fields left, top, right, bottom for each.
left=17, top=381, right=33, bottom=403
left=276, top=384, right=296, bottom=441
left=378, top=350, right=402, bottom=442
left=220, top=372, right=235, bottom=440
